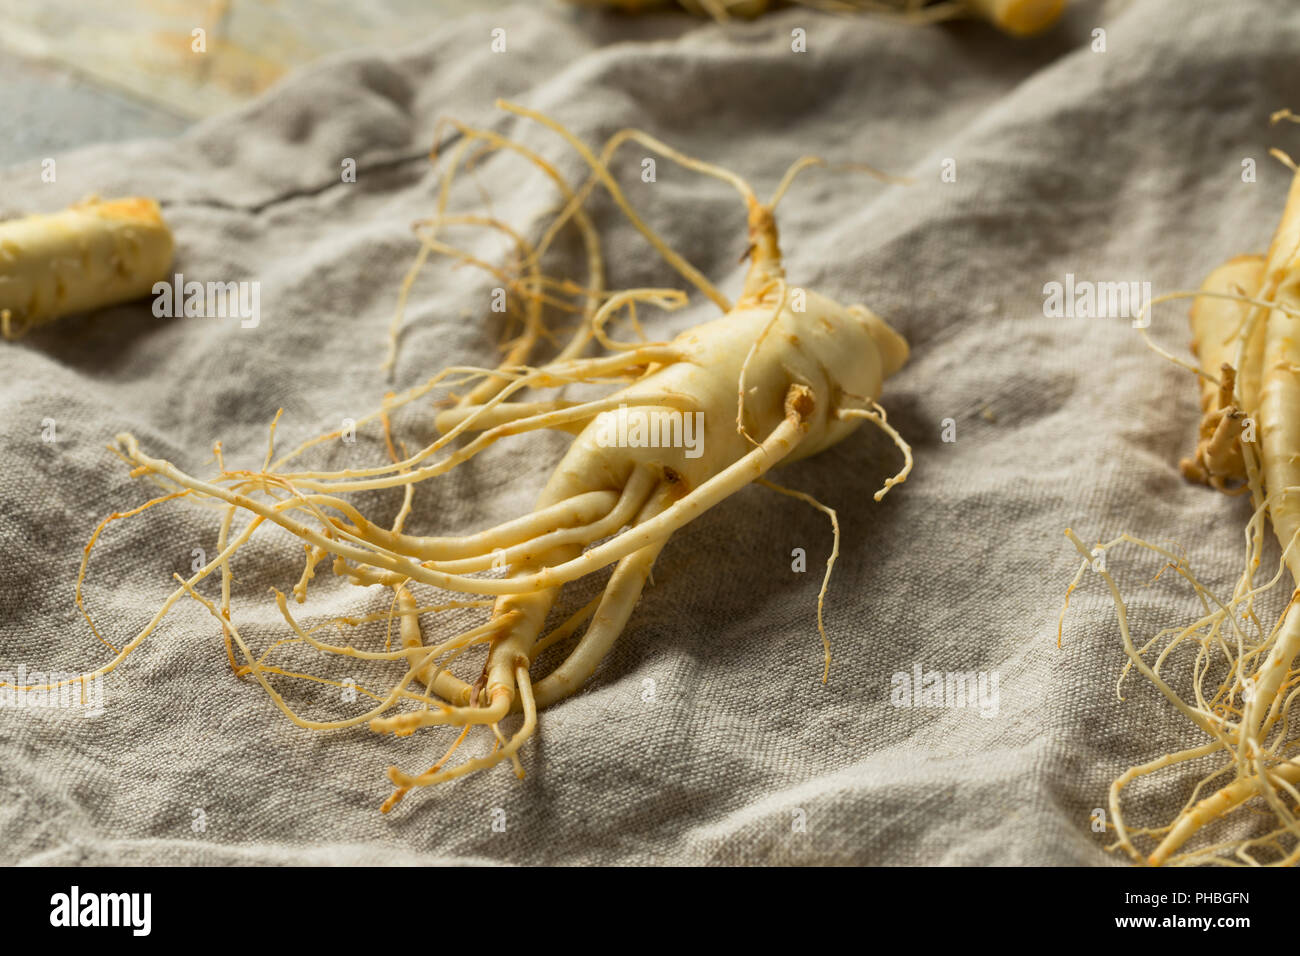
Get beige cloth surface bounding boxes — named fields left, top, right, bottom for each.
left=3, top=0, right=1297, bottom=865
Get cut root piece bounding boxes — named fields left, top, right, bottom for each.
left=0, top=197, right=174, bottom=340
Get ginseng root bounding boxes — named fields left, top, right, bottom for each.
left=1062, top=129, right=1300, bottom=865
left=5, top=102, right=911, bottom=809
left=0, top=197, right=174, bottom=340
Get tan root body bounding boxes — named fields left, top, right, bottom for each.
left=1064, top=134, right=1300, bottom=865
left=6, top=103, right=910, bottom=808
left=0, top=197, right=174, bottom=340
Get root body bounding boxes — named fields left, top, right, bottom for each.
left=0, top=197, right=173, bottom=340
left=10, top=103, right=911, bottom=807
left=1068, top=160, right=1300, bottom=864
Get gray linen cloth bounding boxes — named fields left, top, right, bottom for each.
left=3, top=0, right=1297, bottom=865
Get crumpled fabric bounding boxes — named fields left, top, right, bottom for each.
left=2, top=0, right=1293, bottom=865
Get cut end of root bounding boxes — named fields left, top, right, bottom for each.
left=785, top=384, right=816, bottom=424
